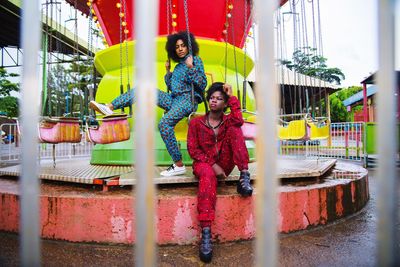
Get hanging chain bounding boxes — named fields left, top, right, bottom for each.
left=183, top=0, right=192, bottom=54
left=166, top=0, right=171, bottom=35
left=119, top=0, right=123, bottom=90
left=122, top=0, right=130, bottom=88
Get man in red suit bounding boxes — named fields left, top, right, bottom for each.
left=187, top=82, right=253, bottom=263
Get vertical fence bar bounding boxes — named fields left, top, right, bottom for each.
left=20, top=0, right=41, bottom=266
left=376, top=0, right=399, bottom=265
left=134, top=0, right=159, bottom=266
left=254, top=0, right=279, bottom=266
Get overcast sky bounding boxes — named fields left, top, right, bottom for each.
left=317, top=0, right=399, bottom=86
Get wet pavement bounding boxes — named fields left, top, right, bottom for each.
left=0, top=166, right=399, bottom=266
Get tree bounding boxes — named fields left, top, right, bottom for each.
left=0, top=67, right=20, bottom=117
left=325, top=86, right=363, bottom=122
left=281, top=47, right=345, bottom=85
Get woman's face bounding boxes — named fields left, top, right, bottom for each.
left=175, top=39, right=188, bottom=58
left=208, top=91, right=227, bottom=112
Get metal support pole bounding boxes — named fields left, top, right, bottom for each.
left=134, top=0, right=159, bottom=266
left=376, top=0, right=399, bottom=266
left=253, top=0, right=279, bottom=266
left=20, top=0, right=42, bottom=266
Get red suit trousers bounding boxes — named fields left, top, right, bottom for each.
left=192, top=126, right=249, bottom=227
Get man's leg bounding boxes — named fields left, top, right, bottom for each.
left=218, top=125, right=249, bottom=175
left=218, top=125, right=253, bottom=196
left=193, top=162, right=218, bottom=227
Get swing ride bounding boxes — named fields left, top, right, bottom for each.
left=0, top=0, right=370, bottom=247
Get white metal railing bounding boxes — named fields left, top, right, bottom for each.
left=1, top=123, right=93, bottom=164
left=279, top=122, right=365, bottom=162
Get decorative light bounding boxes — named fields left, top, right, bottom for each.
left=124, top=29, right=129, bottom=34
left=222, top=30, right=227, bottom=35
left=86, top=1, right=91, bottom=7
left=93, top=16, right=97, bottom=21
left=116, top=3, right=121, bottom=8
left=91, top=9, right=95, bottom=14
left=119, top=12, right=124, bottom=18
left=226, top=13, right=232, bottom=18
left=224, top=22, right=229, bottom=27
left=172, top=13, right=177, bottom=19
left=122, top=21, right=127, bottom=26
left=172, top=21, right=177, bottom=27
left=228, top=4, right=233, bottom=9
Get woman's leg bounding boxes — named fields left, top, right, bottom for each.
left=193, top=162, right=218, bottom=227
left=158, top=95, right=193, bottom=162
left=111, top=89, right=173, bottom=110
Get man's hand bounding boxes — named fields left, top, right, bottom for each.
left=185, top=55, right=194, bottom=69
left=165, top=59, right=171, bottom=73
left=212, top=163, right=226, bottom=179
left=223, top=83, right=233, bottom=97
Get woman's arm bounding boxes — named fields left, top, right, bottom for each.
left=187, top=56, right=207, bottom=92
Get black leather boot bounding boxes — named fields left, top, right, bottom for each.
left=199, top=227, right=212, bottom=263
left=237, top=170, right=253, bottom=197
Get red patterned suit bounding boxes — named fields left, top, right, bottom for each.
left=187, top=96, right=249, bottom=227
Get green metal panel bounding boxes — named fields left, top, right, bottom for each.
left=365, top=122, right=400, bottom=154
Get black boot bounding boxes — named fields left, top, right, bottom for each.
left=237, top=170, right=253, bottom=197
left=199, top=227, right=212, bottom=263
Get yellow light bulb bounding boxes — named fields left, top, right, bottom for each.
left=119, top=12, right=124, bottom=18
left=172, top=13, right=177, bottom=19
left=122, top=21, right=127, bottom=26
left=172, top=21, right=177, bottom=27
left=116, top=3, right=121, bottom=8
left=124, top=29, right=129, bottom=34
left=86, top=2, right=91, bottom=7
left=228, top=4, right=233, bottom=9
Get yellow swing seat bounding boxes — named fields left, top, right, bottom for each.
left=278, top=119, right=308, bottom=140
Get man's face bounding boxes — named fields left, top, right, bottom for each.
left=208, top=91, right=227, bottom=112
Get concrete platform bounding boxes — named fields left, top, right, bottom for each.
left=0, top=161, right=368, bottom=245
left=0, top=158, right=337, bottom=191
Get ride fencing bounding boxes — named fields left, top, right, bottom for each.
left=0, top=122, right=93, bottom=165
left=2, top=122, right=366, bottom=165
left=279, top=122, right=365, bottom=163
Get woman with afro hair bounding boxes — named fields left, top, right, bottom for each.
left=89, top=31, right=207, bottom=176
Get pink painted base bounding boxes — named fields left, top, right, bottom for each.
left=0, top=162, right=369, bottom=245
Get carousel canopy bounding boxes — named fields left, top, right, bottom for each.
left=66, top=0, right=289, bottom=47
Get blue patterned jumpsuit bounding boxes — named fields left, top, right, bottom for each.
left=110, top=55, right=207, bottom=162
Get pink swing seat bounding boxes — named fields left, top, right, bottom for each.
left=38, top=117, right=82, bottom=144
left=86, top=114, right=130, bottom=144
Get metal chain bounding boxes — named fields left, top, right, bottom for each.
left=166, top=0, right=171, bottom=35
left=122, top=0, right=130, bottom=87
left=183, top=0, right=192, bottom=54
left=119, top=0, right=123, bottom=90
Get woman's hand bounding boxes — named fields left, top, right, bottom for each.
left=165, top=59, right=171, bottom=73
left=185, top=55, right=194, bottom=69
left=212, top=163, right=226, bottom=179
left=223, top=83, right=233, bottom=97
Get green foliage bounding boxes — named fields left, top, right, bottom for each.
left=0, top=68, right=19, bottom=117
left=0, top=67, right=19, bottom=97
left=44, top=56, right=97, bottom=116
left=0, top=96, right=19, bottom=117
left=281, top=47, right=345, bottom=85
left=328, top=86, right=363, bottom=122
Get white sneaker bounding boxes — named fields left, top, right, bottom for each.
left=89, top=101, right=114, bottom=116
left=160, top=164, right=186, bottom=177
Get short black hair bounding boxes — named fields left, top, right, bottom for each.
left=206, top=82, right=229, bottom=103
left=165, top=31, right=199, bottom=62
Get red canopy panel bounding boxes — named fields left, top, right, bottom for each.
left=65, top=0, right=289, bottom=47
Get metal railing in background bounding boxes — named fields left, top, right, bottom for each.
left=279, top=122, right=365, bottom=163
left=0, top=123, right=93, bottom=165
